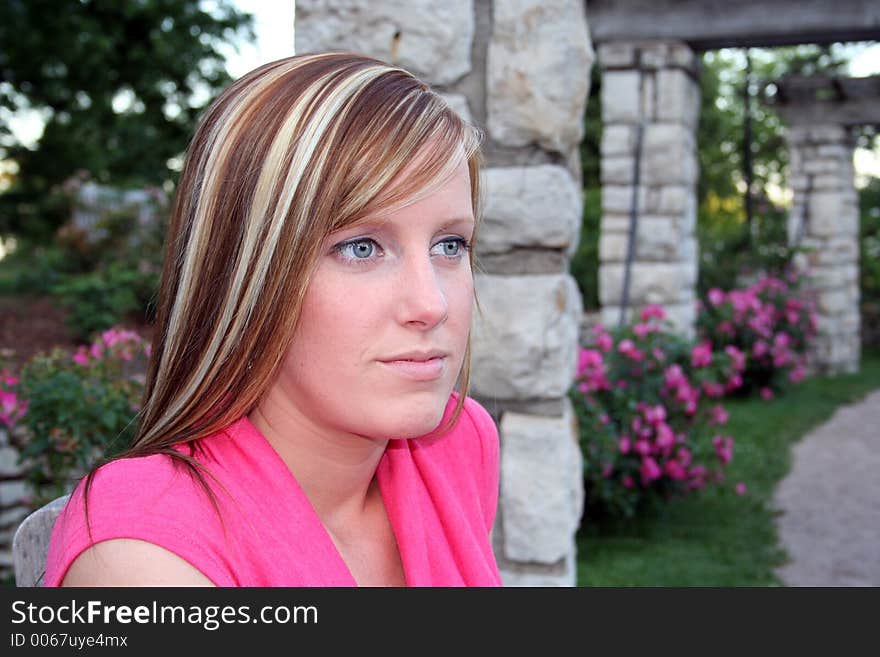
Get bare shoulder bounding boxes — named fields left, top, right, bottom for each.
left=62, top=539, right=215, bottom=587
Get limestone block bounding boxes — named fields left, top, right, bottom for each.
left=500, top=402, right=583, bottom=564
left=817, top=289, right=849, bottom=315
left=477, top=249, right=568, bottom=276
left=643, top=124, right=697, bottom=186
left=0, top=446, right=22, bottom=476
left=597, top=42, right=636, bottom=68
left=600, top=213, right=631, bottom=234
left=818, top=144, right=850, bottom=161
left=500, top=551, right=576, bottom=587
left=601, top=125, right=637, bottom=157
left=295, top=0, right=474, bottom=85
left=809, top=239, right=858, bottom=265
left=811, top=266, right=851, bottom=290
left=600, top=156, right=636, bottom=185
left=657, top=69, right=700, bottom=129
left=599, top=262, right=687, bottom=306
left=480, top=166, right=582, bottom=254
left=0, top=480, right=28, bottom=504
left=662, top=302, right=697, bottom=338
left=807, top=125, right=847, bottom=143
left=640, top=41, right=696, bottom=71
left=601, top=71, right=640, bottom=124
left=810, top=193, right=858, bottom=237
left=803, top=158, right=841, bottom=175
left=599, top=216, right=680, bottom=262
left=646, top=185, right=690, bottom=215
left=439, top=93, right=473, bottom=125
left=599, top=233, right=628, bottom=263
left=487, top=0, right=593, bottom=153
left=603, top=185, right=647, bottom=215
left=471, top=274, right=582, bottom=399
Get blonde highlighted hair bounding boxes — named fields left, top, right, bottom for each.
left=125, top=51, right=482, bottom=459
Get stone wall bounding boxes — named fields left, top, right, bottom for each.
left=297, top=0, right=593, bottom=585
left=787, top=124, right=861, bottom=374
left=0, top=427, right=28, bottom=580
left=596, top=41, right=700, bottom=336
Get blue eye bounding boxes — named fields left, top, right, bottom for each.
left=431, top=238, right=469, bottom=258
left=336, top=238, right=379, bottom=260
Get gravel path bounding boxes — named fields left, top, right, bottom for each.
left=773, top=388, right=880, bottom=586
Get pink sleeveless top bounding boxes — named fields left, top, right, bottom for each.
left=44, top=394, right=501, bottom=586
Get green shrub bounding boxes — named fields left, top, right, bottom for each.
left=1, top=328, right=147, bottom=507
left=571, top=305, right=745, bottom=520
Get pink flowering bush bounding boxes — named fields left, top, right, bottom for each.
left=0, top=328, right=149, bottom=507
left=697, top=270, right=818, bottom=397
left=571, top=305, right=744, bottom=519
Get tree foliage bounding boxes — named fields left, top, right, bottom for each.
left=0, top=0, right=253, bottom=240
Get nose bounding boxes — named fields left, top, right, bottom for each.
left=395, top=253, right=448, bottom=329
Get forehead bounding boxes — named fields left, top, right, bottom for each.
left=351, top=156, right=474, bottom=230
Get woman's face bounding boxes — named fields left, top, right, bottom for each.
left=275, top=157, right=475, bottom=440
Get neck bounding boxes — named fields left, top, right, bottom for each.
left=248, top=392, right=387, bottom=529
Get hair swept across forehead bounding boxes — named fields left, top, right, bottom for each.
left=131, top=51, right=483, bottom=453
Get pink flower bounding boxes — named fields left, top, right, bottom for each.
left=664, top=459, right=687, bottom=481
left=72, top=349, right=90, bottom=366
left=596, top=332, right=613, bottom=352
left=789, top=365, right=806, bottom=383
left=691, top=341, right=713, bottom=368
left=640, top=304, right=666, bottom=321
left=640, top=457, right=662, bottom=484
left=618, top=435, right=631, bottom=454
left=634, top=439, right=652, bottom=456
left=599, top=413, right=610, bottom=425
left=633, top=323, right=654, bottom=339
left=724, top=345, right=746, bottom=372
left=622, top=475, right=634, bottom=489
left=725, top=374, right=743, bottom=392
left=702, top=381, right=724, bottom=398
left=708, top=288, right=725, bottom=307
left=760, top=387, right=774, bottom=401
left=655, top=423, right=675, bottom=450
left=1, top=370, right=18, bottom=387
left=617, top=339, right=644, bottom=362
left=102, top=328, right=121, bottom=348
left=652, top=347, right=666, bottom=362
left=753, top=340, right=768, bottom=358
left=644, top=404, right=667, bottom=426
left=718, top=320, right=735, bottom=337
left=145, top=343, right=153, bottom=357
left=664, top=364, right=686, bottom=388
left=710, top=404, right=729, bottom=425
left=89, top=341, right=104, bottom=360
left=676, top=447, right=693, bottom=467
left=712, top=435, right=734, bottom=465
left=735, top=482, right=747, bottom=496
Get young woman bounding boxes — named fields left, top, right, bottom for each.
left=44, top=52, right=501, bottom=587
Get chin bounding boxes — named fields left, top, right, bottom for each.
left=369, top=389, right=452, bottom=440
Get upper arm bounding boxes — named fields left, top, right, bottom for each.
left=61, top=539, right=216, bottom=587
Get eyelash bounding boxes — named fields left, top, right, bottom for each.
left=332, top=237, right=471, bottom=265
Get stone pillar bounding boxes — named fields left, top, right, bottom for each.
left=787, top=124, right=861, bottom=374
left=297, top=0, right=593, bottom=586
left=596, top=41, right=700, bottom=336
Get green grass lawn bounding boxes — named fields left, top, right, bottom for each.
left=576, top=349, right=880, bottom=586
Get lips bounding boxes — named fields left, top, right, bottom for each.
left=378, top=350, right=449, bottom=382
